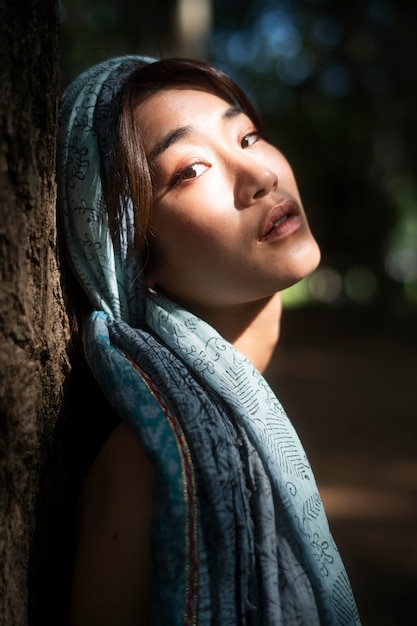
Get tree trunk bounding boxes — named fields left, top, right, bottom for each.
left=0, top=0, right=69, bottom=623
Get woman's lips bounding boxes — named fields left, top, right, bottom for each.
left=259, top=200, right=302, bottom=242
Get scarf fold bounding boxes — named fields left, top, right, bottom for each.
left=58, top=56, right=361, bottom=625
left=58, top=55, right=153, bottom=326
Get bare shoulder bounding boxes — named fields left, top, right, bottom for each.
left=71, top=423, right=155, bottom=626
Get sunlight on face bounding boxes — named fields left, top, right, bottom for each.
left=136, top=88, right=320, bottom=314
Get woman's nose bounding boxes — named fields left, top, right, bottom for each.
left=235, top=159, right=278, bottom=207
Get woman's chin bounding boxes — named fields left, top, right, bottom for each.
left=307, top=241, right=321, bottom=275
left=286, top=239, right=321, bottom=286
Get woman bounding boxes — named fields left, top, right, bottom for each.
left=57, top=55, right=360, bottom=625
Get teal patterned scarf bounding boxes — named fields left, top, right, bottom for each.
left=58, top=56, right=360, bottom=625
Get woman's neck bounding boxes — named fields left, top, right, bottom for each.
left=190, top=293, right=283, bottom=374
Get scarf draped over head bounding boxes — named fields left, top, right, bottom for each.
left=58, top=55, right=153, bottom=326
left=57, top=57, right=361, bottom=625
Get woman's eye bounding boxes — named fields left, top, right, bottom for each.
left=241, top=131, right=261, bottom=149
left=171, top=162, right=208, bottom=187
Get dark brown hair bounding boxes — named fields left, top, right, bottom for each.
left=110, top=58, right=263, bottom=254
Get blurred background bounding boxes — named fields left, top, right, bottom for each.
left=59, top=1, right=417, bottom=623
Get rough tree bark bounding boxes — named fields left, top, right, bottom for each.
left=0, top=0, right=70, bottom=623
left=0, top=0, right=213, bottom=622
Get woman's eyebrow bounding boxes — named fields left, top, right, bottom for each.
left=223, top=105, right=244, bottom=119
left=149, top=105, right=244, bottom=162
left=149, top=126, right=191, bottom=162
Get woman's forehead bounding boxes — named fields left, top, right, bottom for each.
left=136, top=86, right=234, bottom=112
left=134, top=89, right=247, bottom=154
left=134, top=88, right=245, bottom=131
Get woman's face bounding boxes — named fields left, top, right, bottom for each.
left=137, top=88, right=320, bottom=313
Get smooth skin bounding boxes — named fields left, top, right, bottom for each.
left=70, top=424, right=154, bottom=625
left=70, top=88, right=320, bottom=625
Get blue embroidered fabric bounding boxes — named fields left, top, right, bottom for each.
left=57, top=56, right=361, bottom=625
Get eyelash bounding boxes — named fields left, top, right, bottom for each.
left=170, top=162, right=208, bottom=188
left=241, top=129, right=263, bottom=148
left=169, top=128, right=263, bottom=188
